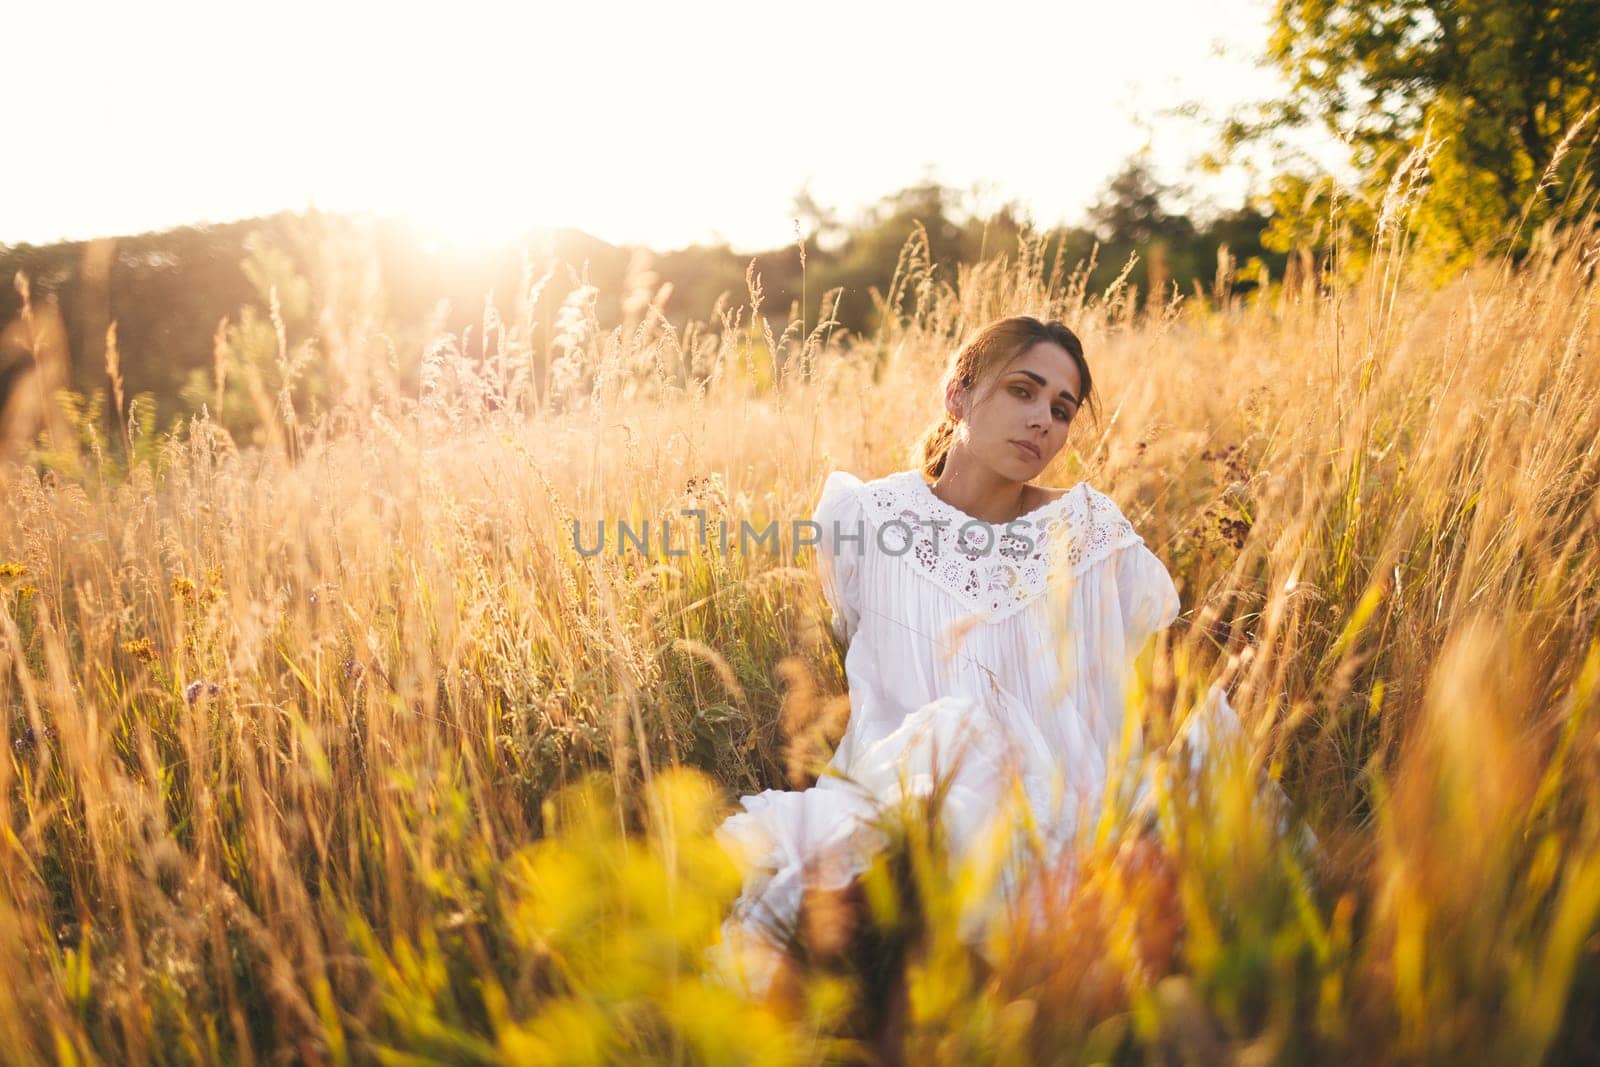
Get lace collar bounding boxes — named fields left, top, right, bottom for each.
left=903, top=472, right=1078, bottom=530
left=855, top=470, right=1144, bottom=621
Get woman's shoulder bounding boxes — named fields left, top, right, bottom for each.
left=1073, top=480, right=1136, bottom=524
left=1020, top=479, right=1096, bottom=524
left=1063, top=481, right=1148, bottom=569
left=1036, top=478, right=1125, bottom=513
left=830, top=468, right=925, bottom=490
left=816, top=468, right=921, bottom=505
left=1029, top=482, right=1075, bottom=509
left=813, top=468, right=872, bottom=523
left=818, top=469, right=866, bottom=493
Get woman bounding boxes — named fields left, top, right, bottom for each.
left=710, top=316, right=1263, bottom=999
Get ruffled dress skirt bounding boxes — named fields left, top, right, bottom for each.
left=707, top=691, right=1105, bottom=998
left=705, top=685, right=1294, bottom=999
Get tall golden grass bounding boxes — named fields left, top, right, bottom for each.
left=1, top=161, right=1598, bottom=1063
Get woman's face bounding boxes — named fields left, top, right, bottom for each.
left=949, top=340, right=1084, bottom=479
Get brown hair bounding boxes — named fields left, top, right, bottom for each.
left=917, top=316, right=1096, bottom=479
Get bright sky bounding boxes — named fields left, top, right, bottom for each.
left=6, top=0, right=1349, bottom=253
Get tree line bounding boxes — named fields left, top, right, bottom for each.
left=0, top=156, right=1279, bottom=456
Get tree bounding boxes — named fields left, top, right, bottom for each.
left=1088, top=157, right=1194, bottom=247
left=1216, top=0, right=1600, bottom=273
left=1078, top=156, right=1283, bottom=307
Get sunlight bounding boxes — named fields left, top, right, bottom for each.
left=6, top=0, right=1290, bottom=252
left=399, top=194, right=549, bottom=254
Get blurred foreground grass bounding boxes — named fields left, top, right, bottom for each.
left=2, top=182, right=1599, bottom=1064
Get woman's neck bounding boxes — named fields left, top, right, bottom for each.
left=930, top=458, right=1034, bottom=524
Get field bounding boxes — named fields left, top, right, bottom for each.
left=2, top=193, right=1599, bottom=1064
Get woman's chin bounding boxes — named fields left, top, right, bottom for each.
left=976, top=447, right=1044, bottom=480
left=1005, top=451, right=1043, bottom=475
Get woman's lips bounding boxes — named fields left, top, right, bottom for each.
left=1011, top=439, right=1041, bottom=460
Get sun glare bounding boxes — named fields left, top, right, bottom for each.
left=4, top=1, right=1296, bottom=253
left=401, top=199, right=543, bottom=254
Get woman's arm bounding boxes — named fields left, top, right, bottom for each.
left=811, top=470, right=866, bottom=647
left=1114, top=541, right=1182, bottom=650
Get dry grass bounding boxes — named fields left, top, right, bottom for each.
left=1, top=171, right=1599, bottom=1064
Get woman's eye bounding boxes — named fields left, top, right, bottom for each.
left=1053, top=408, right=1070, bottom=421
left=1011, top=385, right=1029, bottom=398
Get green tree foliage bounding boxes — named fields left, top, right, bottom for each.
left=1081, top=157, right=1281, bottom=304
left=1221, top=0, right=1600, bottom=274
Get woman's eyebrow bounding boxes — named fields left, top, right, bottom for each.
left=1014, top=369, right=1080, bottom=405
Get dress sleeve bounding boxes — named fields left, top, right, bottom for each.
left=1114, top=541, right=1182, bottom=650
left=812, top=470, right=867, bottom=645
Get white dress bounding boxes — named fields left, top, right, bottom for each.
left=708, top=468, right=1264, bottom=997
